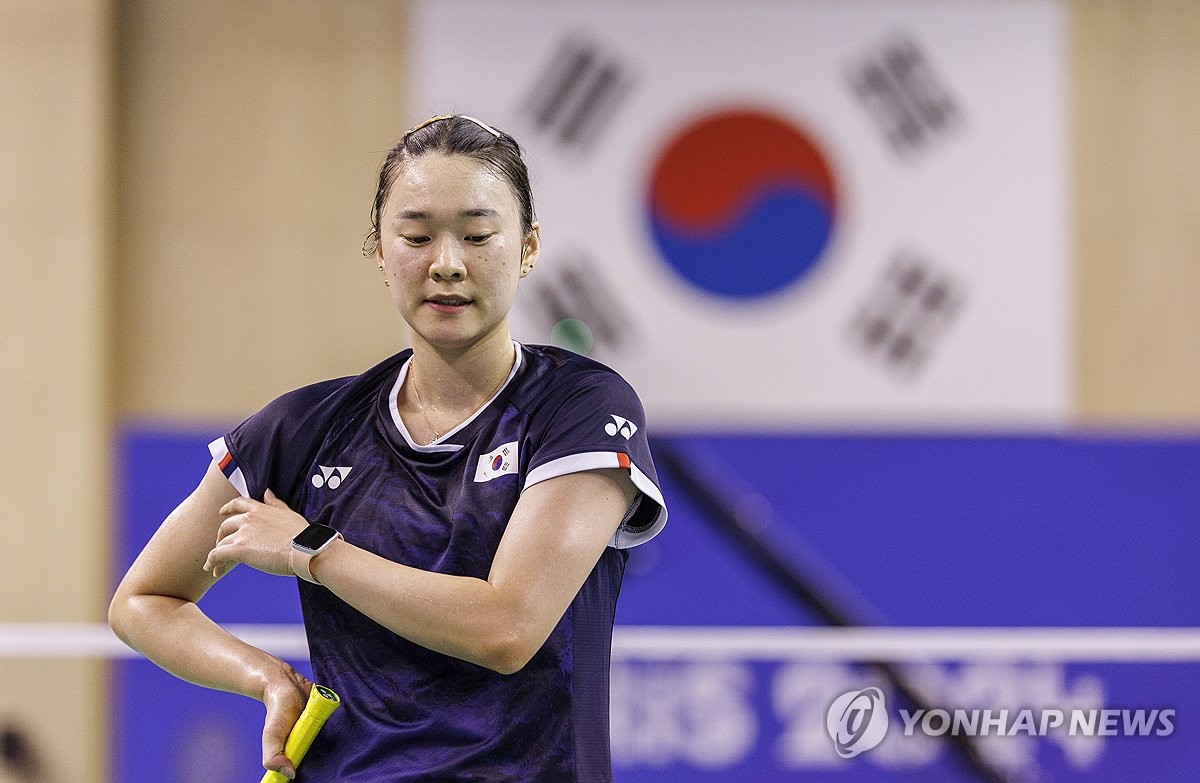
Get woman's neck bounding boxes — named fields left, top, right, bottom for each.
left=407, top=329, right=516, bottom=413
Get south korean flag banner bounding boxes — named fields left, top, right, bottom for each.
left=410, top=0, right=1071, bottom=431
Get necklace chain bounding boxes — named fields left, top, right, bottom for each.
left=409, top=357, right=511, bottom=443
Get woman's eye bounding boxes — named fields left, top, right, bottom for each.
left=466, top=234, right=492, bottom=244
left=404, top=235, right=431, bottom=246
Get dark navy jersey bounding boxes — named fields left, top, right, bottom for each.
left=208, top=343, right=666, bottom=782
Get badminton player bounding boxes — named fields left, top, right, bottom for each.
left=109, top=114, right=667, bottom=781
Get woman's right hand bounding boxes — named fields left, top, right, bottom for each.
left=259, top=662, right=313, bottom=780
left=109, top=461, right=316, bottom=779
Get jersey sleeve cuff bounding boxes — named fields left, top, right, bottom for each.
left=523, top=451, right=667, bottom=549
left=208, top=436, right=250, bottom=498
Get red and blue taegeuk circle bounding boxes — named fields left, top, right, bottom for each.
left=646, top=109, right=838, bottom=298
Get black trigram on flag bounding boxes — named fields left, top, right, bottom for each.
left=523, top=36, right=634, bottom=152
left=849, top=252, right=964, bottom=376
left=848, top=34, right=961, bottom=156
left=522, top=253, right=631, bottom=358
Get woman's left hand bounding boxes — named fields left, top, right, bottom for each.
left=203, top=489, right=308, bottom=579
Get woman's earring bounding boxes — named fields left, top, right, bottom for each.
left=378, top=263, right=390, bottom=287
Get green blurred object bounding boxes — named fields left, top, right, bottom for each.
left=550, top=318, right=594, bottom=355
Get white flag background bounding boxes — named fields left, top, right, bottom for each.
left=411, top=0, right=1071, bottom=431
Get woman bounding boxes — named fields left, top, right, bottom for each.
left=109, top=114, right=667, bottom=782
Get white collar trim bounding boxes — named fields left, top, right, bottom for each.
left=388, top=341, right=523, bottom=453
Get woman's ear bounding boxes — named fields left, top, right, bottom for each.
left=520, top=224, right=541, bottom=277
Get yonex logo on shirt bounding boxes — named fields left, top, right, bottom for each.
left=604, top=415, right=638, bottom=440
left=312, top=465, right=353, bottom=489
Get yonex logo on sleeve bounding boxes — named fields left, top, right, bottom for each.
left=604, top=415, right=638, bottom=440
left=312, top=465, right=353, bottom=489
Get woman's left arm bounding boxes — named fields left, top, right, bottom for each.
left=205, top=468, right=638, bottom=674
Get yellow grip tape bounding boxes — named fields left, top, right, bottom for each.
left=259, top=684, right=340, bottom=782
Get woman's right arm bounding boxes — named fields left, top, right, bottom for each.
left=108, top=460, right=309, bottom=778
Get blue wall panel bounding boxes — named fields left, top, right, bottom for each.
left=115, top=428, right=1200, bottom=781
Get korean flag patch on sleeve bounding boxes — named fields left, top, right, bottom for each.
left=475, top=441, right=519, bottom=483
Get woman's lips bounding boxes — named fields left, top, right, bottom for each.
left=426, top=296, right=472, bottom=313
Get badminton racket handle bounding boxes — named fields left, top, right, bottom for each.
left=258, top=684, right=340, bottom=783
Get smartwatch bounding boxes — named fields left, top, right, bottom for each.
left=290, top=523, right=342, bottom=585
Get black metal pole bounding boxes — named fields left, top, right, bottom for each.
left=654, top=438, right=1018, bottom=783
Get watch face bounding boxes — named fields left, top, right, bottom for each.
left=293, top=524, right=338, bottom=551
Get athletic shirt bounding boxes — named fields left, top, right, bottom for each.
left=208, top=343, right=667, bottom=782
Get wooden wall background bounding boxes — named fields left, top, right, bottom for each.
left=1, top=1, right=111, bottom=779
left=2, top=0, right=1199, bottom=779
left=1074, top=0, right=1200, bottom=423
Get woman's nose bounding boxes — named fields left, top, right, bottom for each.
left=429, top=236, right=466, bottom=281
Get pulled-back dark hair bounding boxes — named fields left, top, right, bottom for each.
left=363, top=115, right=536, bottom=257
